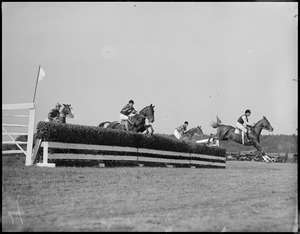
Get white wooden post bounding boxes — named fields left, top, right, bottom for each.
left=36, top=142, right=55, bottom=167
left=25, top=107, right=35, bottom=166
left=43, top=142, right=48, bottom=164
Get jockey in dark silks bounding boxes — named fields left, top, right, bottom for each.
left=236, top=109, right=254, bottom=144
left=119, top=100, right=137, bottom=131
left=46, top=103, right=61, bottom=122
left=174, top=121, right=189, bottom=139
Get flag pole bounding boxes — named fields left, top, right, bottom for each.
left=33, top=65, right=41, bottom=103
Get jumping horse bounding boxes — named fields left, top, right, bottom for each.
left=99, top=104, right=155, bottom=134
left=33, top=104, right=74, bottom=149
left=45, top=104, right=74, bottom=123
left=209, top=116, right=274, bottom=162
left=181, top=126, right=204, bottom=141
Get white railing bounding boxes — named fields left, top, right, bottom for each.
left=2, top=103, right=35, bottom=166
left=35, top=141, right=226, bottom=168
left=196, top=139, right=219, bottom=147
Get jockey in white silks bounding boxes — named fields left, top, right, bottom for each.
left=119, top=100, right=137, bottom=131
left=174, top=121, right=189, bottom=139
left=236, top=109, right=254, bottom=144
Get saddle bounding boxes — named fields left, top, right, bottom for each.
left=120, top=116, right=135, bottom=126
left=234, top=128, right=242, bottom=134
left=234, top=127, right=252, bottom=135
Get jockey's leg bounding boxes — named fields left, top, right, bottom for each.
left=243, top=130, right=251, bottom=143
left=127, top=118, right=133, bottom=125
left=125, top=121, right=130, bottom=131
left=174, top=130, right=181, bottom=139
left=241, top=131, right=245, bottom=144
left=246, top=129, right=252, bottom=142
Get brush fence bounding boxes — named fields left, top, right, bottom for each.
left=36, top=141, right=226, bottom=168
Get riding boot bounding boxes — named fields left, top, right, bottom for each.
left=125, top=121, right=130, bottom=131
left=242, top=132, right=245, bottom=145
left=246, top=132, right=252, bottom=143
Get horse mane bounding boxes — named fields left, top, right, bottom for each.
left=185, top=127, right=198, bottom=134
left=185, top=127, right=195, bottom=134
left=254, top=116, right=269, bottom=126
left=139, top=105, right=150, bottom=114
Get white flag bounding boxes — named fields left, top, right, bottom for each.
left=38, top=66, right=46, bottom=81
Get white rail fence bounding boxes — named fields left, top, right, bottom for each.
left=2, top=103, right=35, bottom=166
left=35, top=141, right=226, bottom=168
left=196, top=138, right=219, bottom=147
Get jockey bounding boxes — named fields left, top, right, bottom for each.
left=236, top=109, right=254, bottom=144
left=174, top=121, right=189, bottom=139
left=46, top=103, right=61, bottom=122
left=119, top=100, right=137, bottom=131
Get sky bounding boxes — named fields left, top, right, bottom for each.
left=2, top=2, right=298, bottom=137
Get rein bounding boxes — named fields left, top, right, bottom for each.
left=137, top=107, right=151, bottom=121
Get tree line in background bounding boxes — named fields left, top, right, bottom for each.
left=161, top=133, right=298, bottom=153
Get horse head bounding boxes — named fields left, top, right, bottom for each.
left=195, top=125, right=204, bottom=137
left=61, top=104, right=74, bottom=119
left=140, top=104, right=155, bottom=123
left=262, top=116, right=273, bottom=132
left=254, top=116, right=273, bottom=132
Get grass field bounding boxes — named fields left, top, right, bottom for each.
left=2, top=156, right=298, bottom=232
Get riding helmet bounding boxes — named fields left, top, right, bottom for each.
left=129, top=100, right=134, bottom=104
left=245, top=109, right=251, bottom=114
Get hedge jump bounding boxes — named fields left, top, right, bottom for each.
left=35, top=141, right=226, bottom=168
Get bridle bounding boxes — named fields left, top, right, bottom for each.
left=60, top=106, right=74, bottom=118
left=137, top=107, right=154, bottom=123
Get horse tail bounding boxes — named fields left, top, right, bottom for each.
left=210, top=121, right=220, bottom=128
left=99, top=121, right=111, bottom=127
left=210, top=116, right=222, bottom=128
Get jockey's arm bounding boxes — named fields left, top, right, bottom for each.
left=242, top=116, right=253, bottom=127
left=176, top=125, right=185, bottom=134
left=47, top=110, right=55, bottom=120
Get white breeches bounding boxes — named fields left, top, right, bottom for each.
left=236, top=122, right=248, bottom=132
left=174, top=129, right=183, bottom=139
left=119, top=114, right=129, bottom=120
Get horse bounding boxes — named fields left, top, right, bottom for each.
left=33, top=104, right=74, bottom=149
left=45, top=104, right=74, bottom=123
left=99, top=104, right=155, bottom=134
left=209, top=116, right=274, bottom=162
left=181, top=126, right=204, bottom=141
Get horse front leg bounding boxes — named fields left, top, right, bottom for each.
left=252, top=141, right=271, bottom=163
left=144, top=124, right=154, bottom=135
left=148, top=124, right=154, bottom=135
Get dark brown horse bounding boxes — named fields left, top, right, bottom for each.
left=182, top=126, right=204, bottom=141
left=34, top=104, right=74, bottom=147
left=209, top=116, right=274, bottom=161
left=99, top=104, right=155, bottom=134
left=32, top=104, right=75, bottom=162
left=57, top=104, right=74, bottom=123
left=45, top=104, right=74, bottom=124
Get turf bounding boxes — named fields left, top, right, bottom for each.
left=2, top=156, right=298, bottom=232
